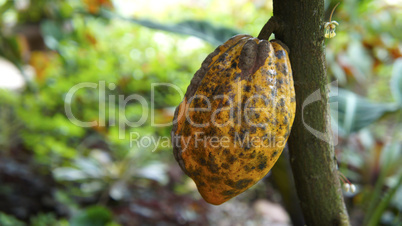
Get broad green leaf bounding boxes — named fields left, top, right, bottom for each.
left=330, top=88, right=399, bottom=136
left=135, top=161, right=168, bottom=185
left=70, top=206, right=112, bottom=226
left=100, top=10, right=240, bottom=46
left=40, top=20, right=64, bottom=50
left=0, top=212, right=25, bottom=226
left=346, top=40, right=373, bottom=83
left=367, top=172, right=402, bottom=226
left=53, top=167, right=90, bottom=181
left=391, top=58, right=402, bottom=106
left=392, top=177, right=402, bottom=212
left=326, top=48, right=347, bottom=85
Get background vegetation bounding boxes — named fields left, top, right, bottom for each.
left=0, top=0, right=401, bottom=225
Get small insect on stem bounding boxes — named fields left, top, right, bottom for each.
left=325, top=3, right=340, bottom=39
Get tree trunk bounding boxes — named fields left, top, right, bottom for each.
left=261, top=0, right=351, bottom=225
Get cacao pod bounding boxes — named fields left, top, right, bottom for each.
left=171, top=34, right=295, bottom=205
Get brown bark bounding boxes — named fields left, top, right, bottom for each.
left=259, top=1, right=351, bottom=225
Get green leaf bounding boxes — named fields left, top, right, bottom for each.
left=330, top=88, right=399, bottom=136
left=70, top=206, right=112, bottom=226
left=346, top=40, right=373, bottom=83
left=364, top=140, right=402, bottom=225
left=53, top=167, right=90, bottom=181
left=100, top=10, right=240, bottom=46
left=40, top=20, right=64, bottom=50
left=0, top=212, right=25, bottom=226
left=367, top=172, right=402, bottom=226
left=391, top=58, right=402, bottom=106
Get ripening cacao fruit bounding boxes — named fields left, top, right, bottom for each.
left=171, top=34, right=295, bottom=205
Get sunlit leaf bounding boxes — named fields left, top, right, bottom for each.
left=346, top=40, right=373, bottom=83
left=82, top=0, right=113, bottom=14
left=75, top=158, right=104, bottom=178
left=109, top=181, right=128, bottom=200
left=53, top=167, right=90, bottom=181
left=135, top=162, right=168, bottom=185
left=40, top=20, right=63, bottom=50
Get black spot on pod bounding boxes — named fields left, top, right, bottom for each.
left=279, top=98, right=286, bottom=107
left=276, top=78, right=283, bottom=89
left=221, top=163, right=230, bottom=169
left=275, top=50, right=286, bottom=59
left=244, top=165, right=251, bottom=172
left=258, top=162, right=267, bottom=171
left=249, top=150, right=256, bottom=159
left=221, top=189, right=237, bottom=197
left=235, top=179, right=253, bottom=189
left=280, top=63, right=288, bottom=74
left=208, top=163, right=219, bottom=174
left=283, top=116, right=288, bottom=125
left=225, top=178, right=253, bottom=189
left=227, top=155, right=238, bottom=164
left=208, top=176, right=221, bottom=183
left=199, top=157, right=207, bottom=166
left=243, top=85, right=251, bottom=92
left=274, top=62, right=288, bottom=76
left=257, top=156, right=268, bottom=171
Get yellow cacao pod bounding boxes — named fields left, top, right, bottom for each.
left=171, top=34, right=296, bottom=205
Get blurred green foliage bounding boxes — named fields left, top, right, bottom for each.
left=0, top=0, right=401, bottom=225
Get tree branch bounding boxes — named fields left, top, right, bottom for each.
left=257, top=16, right=284, bottom=40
